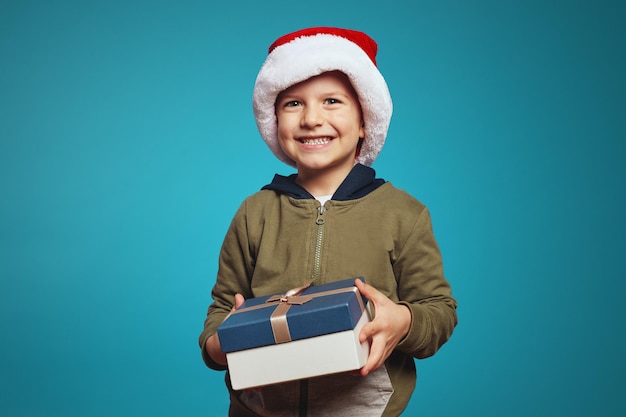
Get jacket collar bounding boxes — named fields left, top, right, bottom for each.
left=261, top=164, right=386, bottom=201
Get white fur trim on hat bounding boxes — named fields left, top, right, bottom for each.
left=252, top=29, right=393, bottom=167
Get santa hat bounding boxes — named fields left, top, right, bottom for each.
left=252, top=27, right=393, bottom=167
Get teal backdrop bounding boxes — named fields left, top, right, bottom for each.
left=1, top=0, right=624, bottom=416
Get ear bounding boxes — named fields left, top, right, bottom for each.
left=355, top=137, right=364, bottom=159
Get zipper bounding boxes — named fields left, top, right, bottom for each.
left=311, top=205, right=326, bottom=282
left=299, top=205, right=324, bottom=416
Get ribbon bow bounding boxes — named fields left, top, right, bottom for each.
left=265, top=280, right=314, bottom=305
left=265, top=280, right=314, bottom=344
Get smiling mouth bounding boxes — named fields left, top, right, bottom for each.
left=298, top=137, right=333, bottom=145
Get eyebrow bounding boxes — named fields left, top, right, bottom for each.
left=320, top=90, right=351, bottom=97
left=278, top=90, right=351, bottom=101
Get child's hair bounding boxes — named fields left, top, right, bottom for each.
left=252, top=27, right=393, bottom=167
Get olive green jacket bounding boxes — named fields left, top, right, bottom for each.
left=199, top=167, right=457, bottom=416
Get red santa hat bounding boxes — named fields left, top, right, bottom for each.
left=252, top=27, right=393, bottom=167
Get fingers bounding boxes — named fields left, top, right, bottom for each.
left=360, top=337, right=388, bottom=376
left=359, top=320, right=377, bottom=343
left=206, top=333, right=228, bottom=366
left=358, top=319, right=385, bottom=376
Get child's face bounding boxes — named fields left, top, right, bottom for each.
left=275, top=71, right=364, bottom=176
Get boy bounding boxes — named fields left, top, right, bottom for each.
left=199, top=27, right=457, bottom=416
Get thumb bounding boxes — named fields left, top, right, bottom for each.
left=354, top=278, right=380, bottom=304
left=234, top=293, right=245, bottom=309
left=223, top=293, right=246, bottom=322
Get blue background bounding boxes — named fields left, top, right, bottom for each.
left=1, top=0, right=624, bottom=416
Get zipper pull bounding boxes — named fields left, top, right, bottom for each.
left=316, top=205, right=326, bottom=225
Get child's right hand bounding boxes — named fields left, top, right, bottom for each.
left=205, top=294, right=245, bottom=365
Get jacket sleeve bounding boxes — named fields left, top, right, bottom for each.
left=198, top=199, right=255, bottom=370
left=393, top=207, right=458, bottom=359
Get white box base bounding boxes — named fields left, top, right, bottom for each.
left=226, top=308, right=370, bottom=390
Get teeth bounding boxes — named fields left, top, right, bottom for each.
left=300, top=137, right=331, bottom=145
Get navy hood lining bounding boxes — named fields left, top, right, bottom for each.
left=261, top=164, right=386, bottom=201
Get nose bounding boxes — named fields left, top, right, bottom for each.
left=300, top=105, right=324, bottom=128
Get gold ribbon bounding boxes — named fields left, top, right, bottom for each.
left=266, top=280, right=313, bottom=344
left=230, top=281, right=365, bottom=345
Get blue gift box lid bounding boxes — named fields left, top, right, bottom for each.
left=217, top=277, right=367, bottom=353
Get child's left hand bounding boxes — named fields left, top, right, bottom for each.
left=354, top=279, right=411, bottom=377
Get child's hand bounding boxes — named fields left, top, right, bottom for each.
left=225, top=293, right=246, bottom=319
left=205, top=294, right=246, bottom=365
left=354, top=279, right=411, bottom=377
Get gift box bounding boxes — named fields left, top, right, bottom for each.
left=217, top=277, right=371, bottom=390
